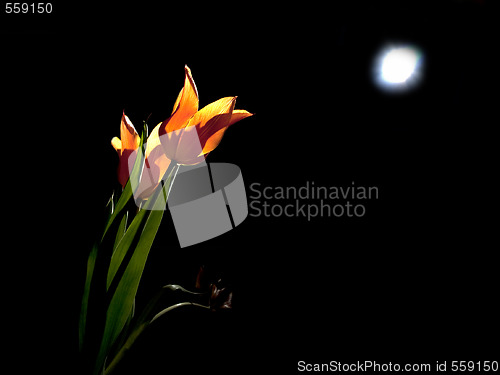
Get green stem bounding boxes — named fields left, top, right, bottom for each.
left=151, top=302, right=210, bottom=323
left=103, top=302, right=209, bottom=375
left=94, top=163, right=181, bottom=375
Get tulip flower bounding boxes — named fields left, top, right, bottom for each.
left=159, top=65, right=253, bottom=165
left=111, top=113, right=141, bottom=189
left=85, top=65, right=252, bottom=375
left=195, top=265, right=233, bottom=311
left=111, top=65, right=251, bottom=199
left=210, top=281, right=233, bottom=311
left=111, top=113, right=172, bottom=200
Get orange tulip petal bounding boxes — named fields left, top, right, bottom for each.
left=113, top=113, right=140, bottom=188
left=200, top=110, right=253, bottom=155
left=162, top=65, right=199, bottom=134
left=172, top=88, right=183, bottom=115
left=227, top=109, right=253, bottom=127
left=120, top=112, right=140, bottom=152
left=200, top=127, right=228, bottom=156
left=185, top=97, right=249, bottom=157
left=170, top=127, right=207, bottom=165
left=163, top=97, right=235, bottom=164
left=159, top=67, right=252, bottom=165
left=187, top=96, right=236, bottom=140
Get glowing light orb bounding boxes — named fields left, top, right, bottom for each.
left=381, top=48, right=418, bottom=83
left=373, top=44, right=423, bottom=93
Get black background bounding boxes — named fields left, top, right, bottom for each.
left=2, top=1, right=498, bottom=373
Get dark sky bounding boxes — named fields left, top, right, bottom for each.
left=2, top=1, right=498, bottom=373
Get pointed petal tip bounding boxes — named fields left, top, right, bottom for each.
left=234, top=109, right=253, bottom=116
left=226, top=109, right=253, bottom=127
left=121, top=111, right=131, bottom=123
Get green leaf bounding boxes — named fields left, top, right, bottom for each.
left=96, top=208, right=164, bottom=374
left=95, top=166, right=177, bottom=375
left=80, top=130, right=147, bottom=362
left=106, top=163, right=178, bottom=290
left=113, top=212, right=128, bottom=254
left=142, top=120, right=149, bottom=139
left=106, top=209, right=147, bottom=289
left=112, top=210, right=128, bottom=253
left=79, top=243, right=98, bottom=352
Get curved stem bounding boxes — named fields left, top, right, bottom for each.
left=162, top=284, right=205, bottom=295
left=104, top=302, right=209, bottom=375
left=151, top=302, right=209, bottom=323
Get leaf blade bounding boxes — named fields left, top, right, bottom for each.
left=79, top=243, right=99, bottom=352
left=96, top=209, right=164, bottom=374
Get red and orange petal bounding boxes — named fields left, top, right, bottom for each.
left=163, top=97, right=235, bottom=164
left=160, top=98, right=253, bottom=165
left=162, top=65, right=199, bottom=134
left=120, top=112, right=141, bottom=152
left=201, top=110, right=253, bottom=156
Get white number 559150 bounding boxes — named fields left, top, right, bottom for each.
left=5, top=3, right=53, bottom=14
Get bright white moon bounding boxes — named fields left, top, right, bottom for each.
left=381, top=47, right=418, bottom=83
left=373, top=44, right=423, bottom=93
